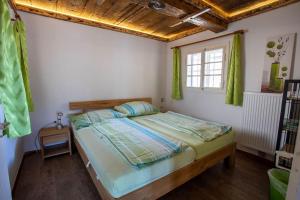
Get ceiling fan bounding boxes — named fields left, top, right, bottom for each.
left=169, top=8, right=211, bottom=27
left=130, top=0, right=211, bottom=28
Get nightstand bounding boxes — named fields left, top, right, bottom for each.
left=39, top=126, right=72, bottom=159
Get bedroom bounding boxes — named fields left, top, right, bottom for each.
left=0, top=0, right=300, bottom=199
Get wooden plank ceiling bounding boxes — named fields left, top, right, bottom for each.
left=14, top=0, right=300, bottom=41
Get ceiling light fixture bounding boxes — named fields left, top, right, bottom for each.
left=148, top=0, right=166, bottom=11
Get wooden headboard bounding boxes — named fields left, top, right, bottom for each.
left=69, top=97, right=152, bottom=113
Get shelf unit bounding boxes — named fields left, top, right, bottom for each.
left=276, top=79, right=300, bottom=170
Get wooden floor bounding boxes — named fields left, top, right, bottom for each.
left=13, top=151, right=272, bottom=200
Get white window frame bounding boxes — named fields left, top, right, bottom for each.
left=185, top=45, right=228, bottom=92
left=186, top=53, right=202, bottom=88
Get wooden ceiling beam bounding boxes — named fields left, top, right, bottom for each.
left=184, top=0, right=228, bottom=20
left=163, top=0, right=228, bottom=33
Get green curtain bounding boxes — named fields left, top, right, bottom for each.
left=225, top=33, right=243, bottom=106
left=0, top=0, right=31, bottom=137
left=172, top=48, right=183, bottom=100
left=13, top=19, right=34, bottom=112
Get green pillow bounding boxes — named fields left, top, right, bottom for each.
left=69, top=113, right=92, bottom=130
left=70, top=109, right=127, bottom=130
left=114, top=101, right=159, bottom=117
left=87, top=109, right=127, bottom=122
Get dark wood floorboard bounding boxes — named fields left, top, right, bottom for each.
left=13, top=151, right=271, bottom=200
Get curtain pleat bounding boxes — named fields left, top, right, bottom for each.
left=225, top=34, right=243, bottom=106
left=0, top=0, right=31, bottom=137
left=13, top=19, right=34, bottom=112
left=172, top=48, right=183, bottom=100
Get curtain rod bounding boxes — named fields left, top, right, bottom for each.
left=171, top=29, right=246, bottom=49
left=8, top=0, right=21, bottom=20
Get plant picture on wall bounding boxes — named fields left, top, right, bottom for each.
left=261, top=33, right=296, bottom=93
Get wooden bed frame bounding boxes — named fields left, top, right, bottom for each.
left=69, top=97, right=236, bottom=200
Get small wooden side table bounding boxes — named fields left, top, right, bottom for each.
left=39, top=126, right=72, bottom=159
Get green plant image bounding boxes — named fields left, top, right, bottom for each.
left=267, top=41, right=275, bottom=48
left=282, top=73, right=287, bottom=77
left=266, top=36, right=290, bottom=92
left=277, top=44, right=283, bottom=49
left=267, top=50, right=276, bottom=57
left=281, top=66, right=288, bottom=71
left=266, top=36, right=289, bottom=63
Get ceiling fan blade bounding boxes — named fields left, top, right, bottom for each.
left=186, top=18, right=206, bottom=26
left=169, top=21, right=184, bottom=28
left=170, top=8, right=210, bottom=28
left=188, top=8, right=211, bottom=19
left=182, top=8, right=211, bottom=22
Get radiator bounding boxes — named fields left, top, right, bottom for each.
left=240, top=92, right=282, bottom=154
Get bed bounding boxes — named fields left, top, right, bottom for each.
left=69, top=98, right=236, bottom=200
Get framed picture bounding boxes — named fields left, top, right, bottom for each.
left=261, top=33, right=296, bottom=93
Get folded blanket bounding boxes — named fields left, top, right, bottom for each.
left=141, top=112, right=232, bottom=141
left=92, top=118, right=187, bottom=168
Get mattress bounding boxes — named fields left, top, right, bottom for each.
left=132, top=114, right=235, bottom=160
left=73, top=125, right=196, bottom=198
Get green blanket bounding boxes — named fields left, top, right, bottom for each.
left=92, top=118, right=187, bottom=168
left=137, top=112, right=232, bottom=141
left=0, top=0, right=31, bottom=137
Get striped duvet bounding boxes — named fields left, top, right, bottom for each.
left=92, top=118, right=187, bottom=168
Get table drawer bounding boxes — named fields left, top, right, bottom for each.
left=42, top=133, right=68, bottom=145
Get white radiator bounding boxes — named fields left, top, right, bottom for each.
left=240, top=92, right=282, bottom=154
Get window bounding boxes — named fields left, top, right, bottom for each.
left=204, top=48, right=224, bottom=88
left=186, top=53, right=201, bottom=88
left=186, top=47, right=225, bottom=89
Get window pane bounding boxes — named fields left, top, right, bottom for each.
left=205, top=48, right=223, bottom=63
left=186, top=52, right=201, bottom=88
left=187, top=76, right=192, bottom=87
left=205, top=63, right=222, bottom=75
left=213, top=76, right=222, bottom=88
left=187, top=65, right=192, bottom=76
left=192, top=65, right=201, bottom=76
left=192, top=53, right=201, bottom=65
left=204, top=75, right=222, bottom=88
left=187, top=54, right=192, bottom=65
left=192, top=76, right=200, bottom=87
left=204, top=48, right=224, bottom=89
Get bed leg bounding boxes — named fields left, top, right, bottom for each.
left=224, top=150, right=236, bottom=168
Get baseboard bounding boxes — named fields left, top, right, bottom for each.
left=11, top=152, right=24, bottom=195
left=237, top=144, right=275, bottom=162
left=11, top=150, right=40, bottom=197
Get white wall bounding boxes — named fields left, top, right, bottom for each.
left=20, top=12, right=166, bottom=151
left=4, top=137, right=24, bottom=189
left=164, top=2, right=300, bottom=153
